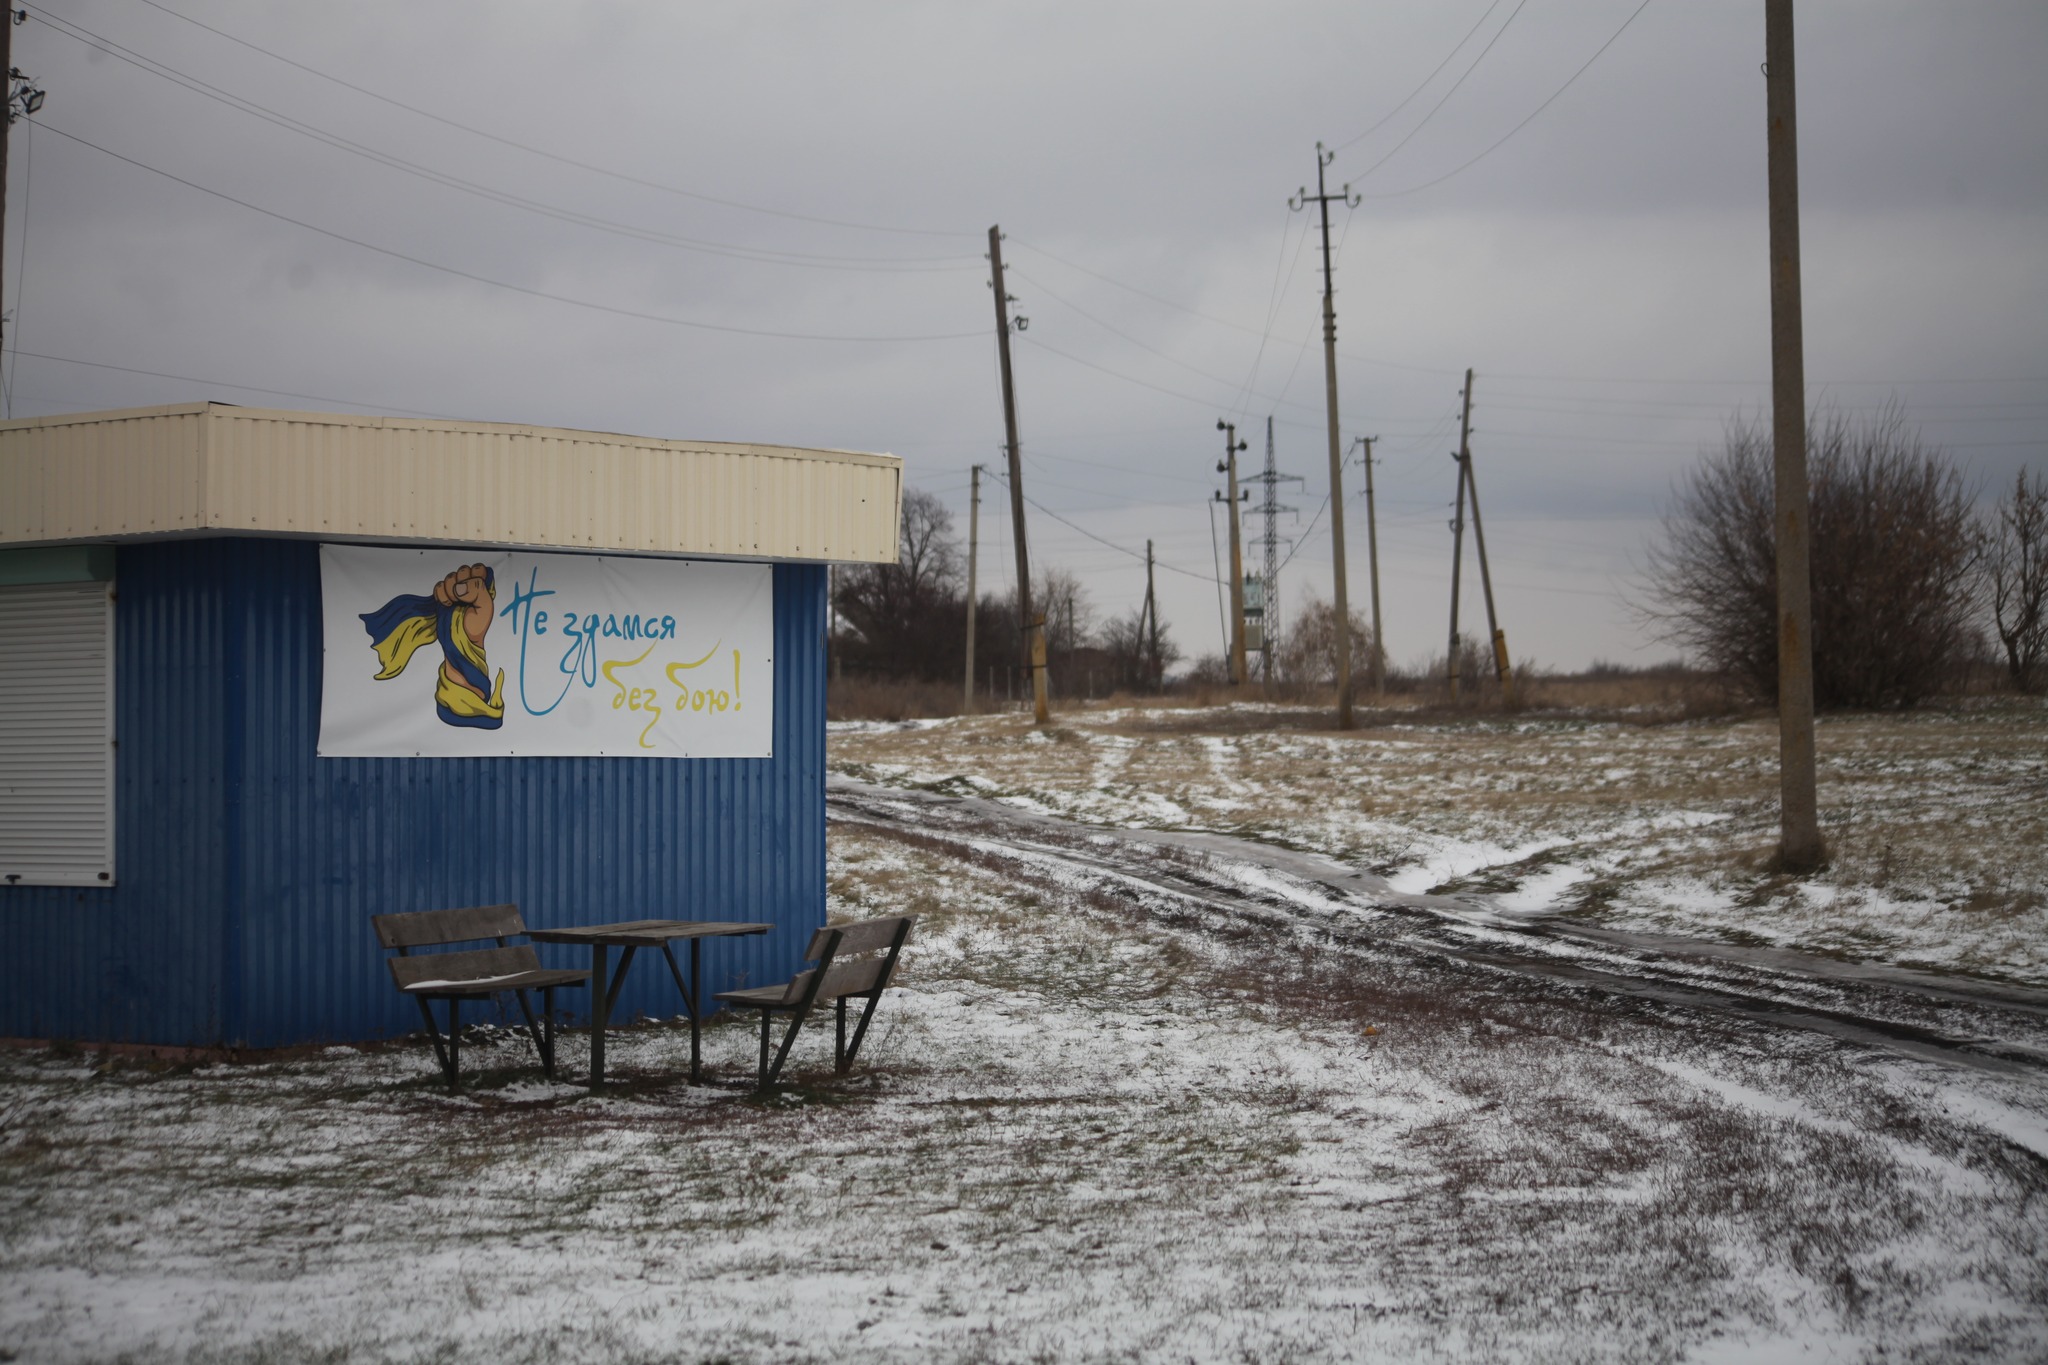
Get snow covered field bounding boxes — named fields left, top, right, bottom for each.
left=5, top=795, right=2047, bottom=1362
left=3, top=702, right=2044, bottom=1362
left=831, top=700, right=2048, bottom=986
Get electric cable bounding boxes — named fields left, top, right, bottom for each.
left=1009, top=266, right=1324, bottom=419
left=9, top=347, right=467, bottom=418
left=26, top=8, right=978, bottom=273
left=37, top=122, right=984, bottom=344
left=1348, top=0, right=1534, bottom=181
left=128, top=0, right=980, bottom=238
left=1334, top=0, right=1512, bottom=153
left=1358, top=0, right=1660, bottom=199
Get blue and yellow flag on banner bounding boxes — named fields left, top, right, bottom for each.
left=359, top=565, right=506, bottom=729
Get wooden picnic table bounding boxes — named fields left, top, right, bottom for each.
left=525, top=920, right=770, bottom=1087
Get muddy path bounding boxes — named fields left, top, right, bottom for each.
left=829, top=776, right=2048, bottom=1081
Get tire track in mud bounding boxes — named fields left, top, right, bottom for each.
left=829, top=777, right=2048, bottom=1081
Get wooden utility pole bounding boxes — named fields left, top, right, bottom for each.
left=1766, top=0, right=1823, bottom=869
left=1, top=11, right=15, bottom=371
left=1359, top=435, right=1384, bottom=697
left=1447, top=375, right=1474, bottom=702
left=1293, top=144, right=1361, bottom=728
left=963, top=464, right=980, bottom=714
left=1216, top=419, right=1249, bottom=685
left=988, top=225, right=1049, bottom=725
left=1143, top=538, right=1161, bottom=690
left=1458, top=377, right=1516, bottom=708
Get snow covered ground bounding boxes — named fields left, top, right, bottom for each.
left=5, top=800, right=2046, bottom=1362
left=831, top=699, right=2048, bottom=986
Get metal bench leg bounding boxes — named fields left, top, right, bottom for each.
left=542, top=987, right=557, bottom=1079
left=842, top=991, right=884, bottom=1070
left=765, top=1006, right=810, bottom=1087
left=836, top=996, right=847, bottom=1072
left=511, top=988, right=550, bottom=1078
left=447, top=997, right=461, bottom=1090
left=415, top=995, right=457, bottom=1088
left=759, top=1009, right=772, bottom=1084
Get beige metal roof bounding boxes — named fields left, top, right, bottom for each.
left=0, top=403, right=903, bottom=563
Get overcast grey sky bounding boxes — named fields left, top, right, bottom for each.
left=6, top=1, right=2043, bottom=669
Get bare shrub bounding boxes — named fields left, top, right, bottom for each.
left=1985, top=468, right=2048, bottom=693
left=1644, top=405, right=1980, bottom=709
left=1277, top=592, right=1379, bottom=692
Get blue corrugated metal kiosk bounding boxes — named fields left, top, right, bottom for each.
left=0, top=403, right=903, bottom=1050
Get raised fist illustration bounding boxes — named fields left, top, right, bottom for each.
left=433, top=563, right=495, bottom=646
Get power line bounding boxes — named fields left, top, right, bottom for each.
left=984, top=467, right=1221, bottom=585
left=1009, top=265, right=1323, bottom=418
left=127, top=0, right=980, bottom=239
left=26, top=8, right=978, bottom=274
left=1334, top=0, right=1512, bottom=153
left=1358, top=0, right=1660, bottom=199
left=1014, top=237, right=1459, bottom=379
left=37, top=122, right=984, bottom=344
left=8, top=347, right=465, bottom=418
left=1349, top=0, right=1534, bottom=181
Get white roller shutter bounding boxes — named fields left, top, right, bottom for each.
left=0, top=580, right=114, bottom=886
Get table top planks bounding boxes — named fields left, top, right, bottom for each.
left=526, top=920, right=771, bottom=947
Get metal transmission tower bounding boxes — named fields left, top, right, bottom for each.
left=1253, top=415, right=1302, bottom=687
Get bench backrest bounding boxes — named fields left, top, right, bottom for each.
left=371, top=904, right=541, bottom=991
left=780, top=915, right=914, bottom=1007
left=372, top=903, right=527, bottom=951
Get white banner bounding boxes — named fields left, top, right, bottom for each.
left=318, top=545, right=774, bottom=758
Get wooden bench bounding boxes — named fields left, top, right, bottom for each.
left=714, top=916, right=914, bottom=1087
left=370, top=903, right=589, bottom=1090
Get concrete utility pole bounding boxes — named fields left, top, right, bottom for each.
left=1457, top=375, right=1515, bottom=708
left=988, top=225, right=1049, bottom=725
left=963, top=464, right=980, bottom=714
left=1216, top=419, right=1249, bottom=685
left=1359, top=435, right=1385, bottom=697
left=1765, top=0, right=1823, bottom=870
left=1144, top=538, right=1161, bottom=689
left=1292, top=144, right=1361, bottom=728
left=1447, top=376, right=1474, bottom=702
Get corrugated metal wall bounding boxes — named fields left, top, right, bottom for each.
left=0, top=537, right=827, bottom=1048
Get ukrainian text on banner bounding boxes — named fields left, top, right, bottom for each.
left=318, top=545, right=773, bottom=758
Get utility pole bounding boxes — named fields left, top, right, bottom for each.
left=1, top=8, right=11, bottom=372
left=963, top=464, right=980, bottom=714
left=1447, top=375, right=1474, bottom=702
left=1359, top=435, right=1385, bottom=697
left=1144, top=538, right=1161, bottom=690
left=988, top=225, right=1049, bottom=725
left=1293, top=144, right=1361, bottom=729
left=1766, top=0, right=1823, bottom=870
left=1458, top=374, right=1515, bottom=707
left=1215, top=419, right=1249, bottom=685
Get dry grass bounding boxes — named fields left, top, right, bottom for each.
left=832, top=698, right=2048, bottom=983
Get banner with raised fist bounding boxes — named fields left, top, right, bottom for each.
left=318, top=544, right=774, bottom=758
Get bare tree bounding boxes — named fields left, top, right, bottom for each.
left=1645, top=405, right=1980, bottom=708
left=1987, top=467, right=2048, bottom=693
left=1099, top=606, right=1181, bottom=692
left=1278, top=592, right=1376, bottom=695
left=833, top=488, right=962, bottom=679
